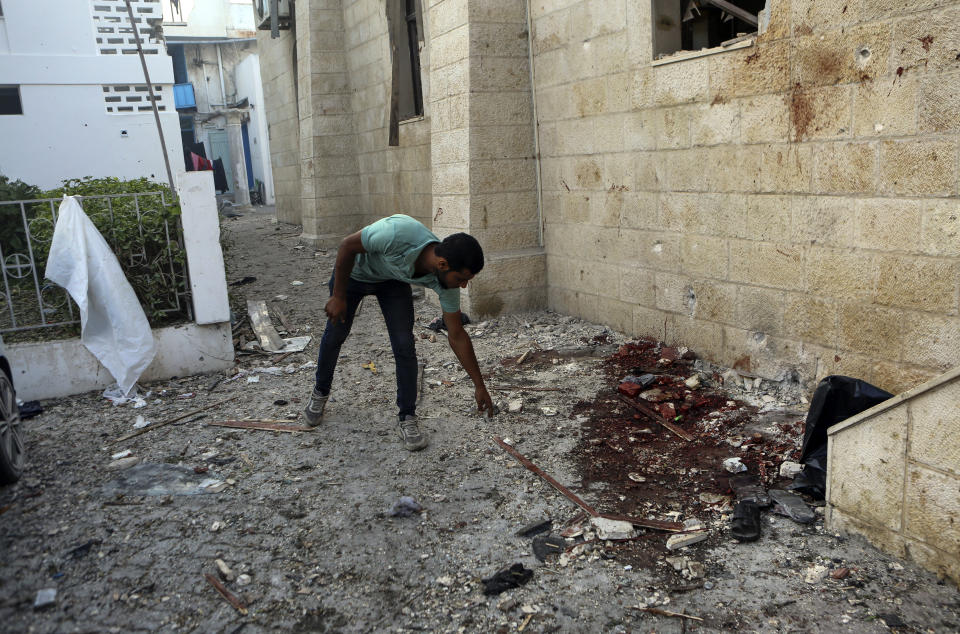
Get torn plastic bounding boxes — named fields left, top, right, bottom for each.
left=45, top=197, right=155, bottom=398
left=790, top=375, right=892, bottom=500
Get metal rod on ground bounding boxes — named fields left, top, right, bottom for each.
left=617, top=394, right=695, bottom=442
left=492, top=436, right=683, bottom=532
left=124, top=0, right=176, bottom=195
left=204, top=573, right=248, bottom=615
left=111, top=397, right=235, bottom=444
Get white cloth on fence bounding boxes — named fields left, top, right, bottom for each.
left=44, top=196, right=156, bottom=397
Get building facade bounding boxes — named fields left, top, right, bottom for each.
left=162, top=0, right=275, bottom=206
left=0, top=0, right=182, bottom=190
left=257, top=0, right=960, bottom=396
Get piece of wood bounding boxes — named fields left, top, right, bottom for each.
left=207, top=420, right=312, bottom=433
left=111, top=397, right=234, bottom=444
left=629, top=607, right=703, bottom=622
left=516, top=348, right=532, bottom=364
left=247, top=299, right=284, bottom=352
left=617, top=394, right=694, bottom=442
left=518, top=614, right=533, bottom=632
left=205, top=573, right=248, bottom=616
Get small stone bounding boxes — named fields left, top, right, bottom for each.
left=436, top=575, right=454, bottom=587
left=290, top=280, right=304, bottom=286
left=665, top=556, right=687, bottom=571
left=721, top=369, right=740, bottom=388
left=703, top=581, right=714, bottom=590
left=507, top=399, right=523, bottom=413
left=210, top=521, right=224, bottom=532
left=666, top=531, right=707, bottom=551
left=237, top=574, right=252, bottom=586
left=761, top=394, right=776, bottom=403
left=779, top=461, right=803, bottom=478
left=627, top=473, right=646, bottom=483
left=684, top=375, right=700, bottom=389
left=34, top=588, right=56, bottom=610
left=106, top=456, right=140, bottom=471
left=215, top=559, right=235, bottom=582
left=540, top=407, right=557, bottom=416
left=111, top=450, right=132, bottom=460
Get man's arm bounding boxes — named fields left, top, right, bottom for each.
left=326, top=231, right=366, bottom=322
left=444, top=310, right=494, bottom=415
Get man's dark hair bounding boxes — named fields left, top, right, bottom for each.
left=435, top=233, right=484, bottom=274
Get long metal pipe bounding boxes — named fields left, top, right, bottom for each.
left=124, top=0, right=176, bottom=195
left=216, top=43, right=228, bottom=106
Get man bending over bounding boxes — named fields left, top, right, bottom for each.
left=303, top=214, right=494, bottom=450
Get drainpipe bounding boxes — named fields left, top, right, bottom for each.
left=216, top=43, right=228, bottom=105
left=525, top=0, right=544, bottom=248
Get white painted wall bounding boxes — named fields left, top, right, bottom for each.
left=162, top=0, right=255, bottom=38
left=0, top=0, right=183, bottom=190
left=235, top=53, right=274, bottom=204
left=177, top=170, right=230, bottom=324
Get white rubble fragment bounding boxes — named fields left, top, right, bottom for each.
left=779, top=461, right=804, bottom=478
left=590, top=517, right=635, bottom=540
left=237, top=574, right=252, bottom=586
left=290, top=280, right=304, bottom=286
left=436, top=576, right=454, bottom=587
left=210, top=521, right=224, bottom=532
left=111, top=450, right=132, bottom=460
left=721, top=369, right=741, bottom=388
left=215, top=558, right=235, bottom=582
left=507, top=399, right=523, bottom=413
left=627, top=473, right=646, bottom=483
left=684, top=375, right=701, bottom=389
left=540, top=407, right=557, bottom=416
left=723, top=457, right=747, bottom=473
left=247, top=376, right=260, bottom=383
left=106, top=456, right=140, bottom=471
left=34, top=588, right=57, bottom=609
left=133, top=415, right=150, bottom=429
left=666, top=519, right=707, bottom=551
left=804, top=564, right=829, bottom=584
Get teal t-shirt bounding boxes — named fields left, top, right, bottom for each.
left=353, top=214, right=460, bottom=313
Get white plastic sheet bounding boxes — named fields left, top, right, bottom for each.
left=45, top=196, right=156, bottom=397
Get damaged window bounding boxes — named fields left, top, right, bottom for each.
left=395, top=0, right=423, bottom=121
left=0, top=86, right=22, bottom=115
left=652, top=0, right=763, bottom=60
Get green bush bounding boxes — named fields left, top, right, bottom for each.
left=0, top=175, right=189, bottom=337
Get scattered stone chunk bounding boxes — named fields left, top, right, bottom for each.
left=590, top=517, right=635, bottom=540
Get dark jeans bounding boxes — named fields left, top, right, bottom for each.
left=314, top=273, right=417, bottom=418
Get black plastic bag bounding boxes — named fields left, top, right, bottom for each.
left=789, top=375, right=892, bottom=500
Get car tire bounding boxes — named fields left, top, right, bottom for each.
left=0, top=371, right=23, bottom=484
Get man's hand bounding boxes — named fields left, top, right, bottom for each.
left=325, top=296, right=347, bottom=323
left=475, top=385, right=494, bottom=416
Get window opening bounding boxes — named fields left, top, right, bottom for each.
left=653, top=0, right=763, bottom=60
left=402, top=0, right=423, bottom=120
left=0, top=86, right=22, bottom=115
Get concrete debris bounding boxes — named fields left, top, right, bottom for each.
left=684, top=375, right=701, bottom=389
left=723, top=457, right=747, bottom=473
left=779, top=461, right=803, bottom=478
left=215, top=558, right=235, bottom=582
left=236, top=574, right=252, bottom=586
left=507, top=399, right=523, bottom=413
left=666, top=519, right=707, bottom=551
left=106, top=456, right=140, bottom=471
left=33, top=588, right=56, bottom=610
left=590, top=517, right=635, bottom=540
left=804, top=564, right=830, bottom=584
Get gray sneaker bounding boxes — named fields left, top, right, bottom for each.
left=397, top=415, right=428, bottom=451
left=303, top=389, right=328, bottom=427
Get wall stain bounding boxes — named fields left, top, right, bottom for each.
left=790, top=83, right=814, bottom=142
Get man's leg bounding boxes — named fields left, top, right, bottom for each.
left=374, top=280, right=425, bottom=450
left=306, top=274, right=364, bottom=425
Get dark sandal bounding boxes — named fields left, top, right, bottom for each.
left=729, top=474, right=771, bottom=507
left=730, top=500, right=761, bottom=542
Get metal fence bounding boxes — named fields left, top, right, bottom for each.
left=0, top=192, right=192, bottom=339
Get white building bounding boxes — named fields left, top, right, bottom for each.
left=0, top=0, right=182, bottom=190
left=161, top=0, right=275, bottom=206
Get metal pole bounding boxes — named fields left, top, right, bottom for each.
left=124, top=0, right=177, bottom=195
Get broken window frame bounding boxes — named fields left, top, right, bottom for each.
left=651, top=0, right=763, bottom=65
left=0, top=85, right=23, bottom=115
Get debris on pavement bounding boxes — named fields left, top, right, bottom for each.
left=723, top=457, right=747, bottom=473
left=666, top=519, right=708, bottom=551
left=730, top=501, right=761, bottom=542
left=103, top=463, right=227, bottom=496
left=215, top=558, right=236, bottom=582
left=516, top=519, right=552, bottom=538
left=482, top=563, right=533, bottom=595
left=590, top=517, right=635, bottom=540
left=388, top=496, right=423, bottom=518
left=204, top=573, right=248, bottom=615
left=33, top=588, right=57, bottom=610
left=770, top=489, right=816, bottom=524
left=111, top=397, right=233, bottom=444
left=532, top=534, right=565, bottom=561
left=247, top=299, right=285, bottom=352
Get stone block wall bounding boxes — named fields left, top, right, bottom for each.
left=256, top=28, right=301, bottom=223
left=343, top=0, right=432, bottom=229
left=531, top=0, right=960, bottom=392
left=826, top=366, right=960, bottom=587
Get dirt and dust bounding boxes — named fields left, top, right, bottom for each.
left=1, top=206, right=957, bottom=633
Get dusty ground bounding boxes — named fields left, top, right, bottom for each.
left=1, top=206, right=958, bottom=633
